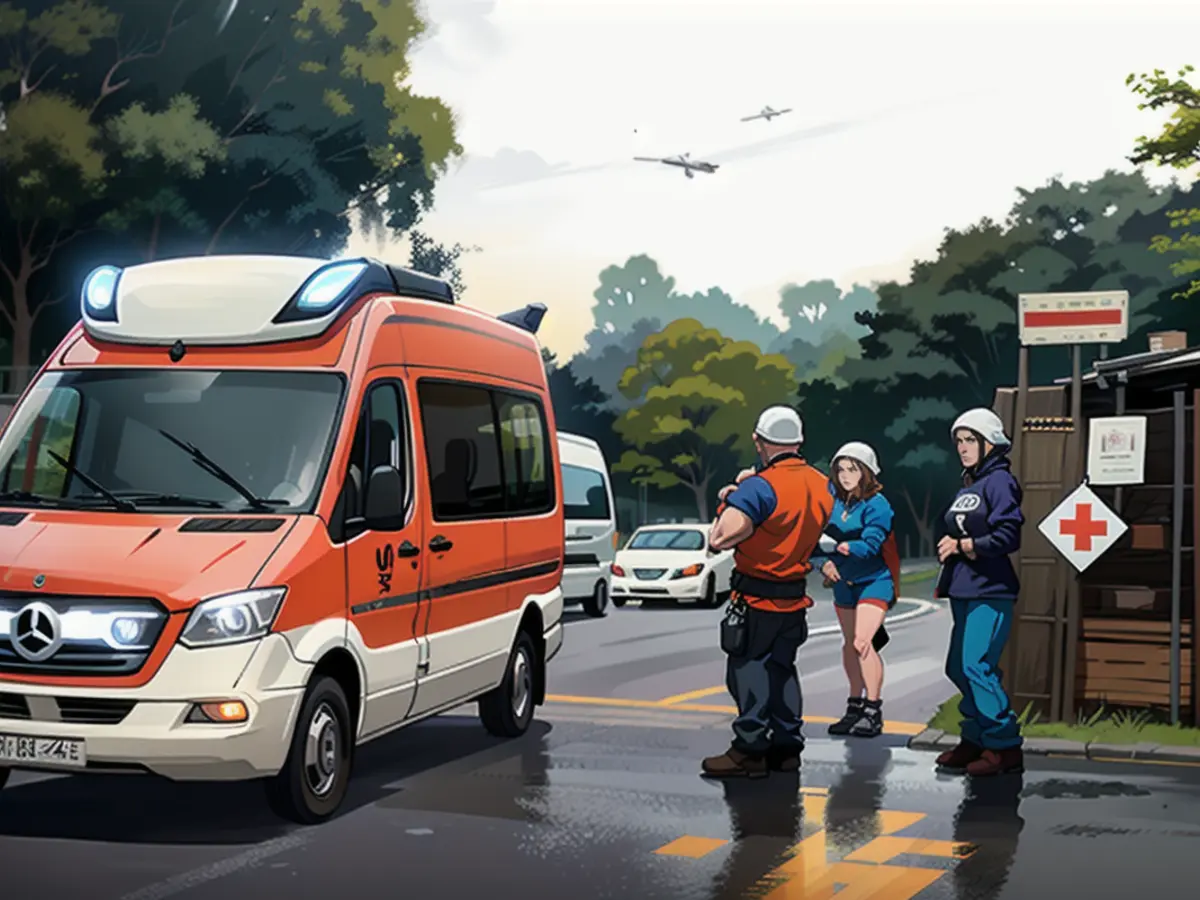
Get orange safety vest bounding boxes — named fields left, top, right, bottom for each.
left=723, top=455, right=833, bottom=612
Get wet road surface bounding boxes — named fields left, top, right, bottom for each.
left=4, top=577, right=1198, bottom=898
left=3, top=715, right=1199, bottom=900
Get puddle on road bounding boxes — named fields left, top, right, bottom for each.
left=1021, top=778, right=1152, bottom=800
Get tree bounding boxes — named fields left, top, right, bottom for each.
left=1128, top=65, right=1200, bottom=299
left=406, top=229, right=478, bottom=297
left=611, top=318, right=798, bottom=520
left=0, top=0, right=460, bottom=384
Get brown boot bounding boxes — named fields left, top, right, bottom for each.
left=965, top=748, right=1024, bottom=777
left=767, top=746, right=802, bottom=772
left=935, top=740, right=983, bottom=771
left=702, top=748, right=768, bottom=779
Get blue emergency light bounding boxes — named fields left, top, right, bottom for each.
left=82, top=265, right=122, bottom=322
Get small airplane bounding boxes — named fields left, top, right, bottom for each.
left=741, top=105, right=793, bottom=122
left=632, top=153, right=720, bottom=179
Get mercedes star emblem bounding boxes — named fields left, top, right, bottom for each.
left=10, top=601, right=63, bottom=663
left=32, top=573, right=45, bottom=588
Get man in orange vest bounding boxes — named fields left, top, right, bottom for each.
left=703, top=406, right=834, bottom=778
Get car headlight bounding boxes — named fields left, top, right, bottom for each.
left=178, top=588, right=286, bottom=648
left=671, top=563, right=704, bottom=579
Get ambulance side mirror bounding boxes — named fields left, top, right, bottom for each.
left=364, top=465, right=405, bottom=531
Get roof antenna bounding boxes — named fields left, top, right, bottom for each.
left=169, top=340, right=187, bottom=363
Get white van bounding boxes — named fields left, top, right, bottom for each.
left=557, top=433, right=617, bottom=617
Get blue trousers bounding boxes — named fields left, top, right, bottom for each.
left=946, top=598, right=1023, bottom=750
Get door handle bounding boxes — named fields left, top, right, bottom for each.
left=396, top=540, right=420, bottom=558
left=429, top=535, right=453, bottom=553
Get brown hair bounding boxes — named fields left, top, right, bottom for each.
left=831, top=456, right=883, bottom=505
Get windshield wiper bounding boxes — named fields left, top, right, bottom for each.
left=116, top=492, right=226, bottom=509
left=0, top=490, right=68, bottom=507
left=156, top=429, right=285, bottom=512
left=46, top=451, right=137, bottom=512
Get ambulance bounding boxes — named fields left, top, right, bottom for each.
left=0, top=255, right=566, bottom=823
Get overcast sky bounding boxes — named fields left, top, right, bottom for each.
left=345, top=0, right=1198, bottom=359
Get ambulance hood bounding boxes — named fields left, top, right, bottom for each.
left=0, top=511, right=297, bottom=612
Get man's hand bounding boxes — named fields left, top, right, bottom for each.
left=821, top=559, right=840, bottom=582
left=836, top=542, right=851, bottom=556
left=960, top=536, right=976, bottom=559
left=735, top=467, right=755, bottom=484
left=717, top=483, right=737, bottom=503
left=936, top=535, right=959, bottom=563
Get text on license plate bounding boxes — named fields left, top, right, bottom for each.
left=0, top=733, right=87, bottom=767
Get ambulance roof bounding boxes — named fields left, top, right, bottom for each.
left=79, top=254, right=454, bottom=346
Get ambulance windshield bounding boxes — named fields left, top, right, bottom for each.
left=0, top=369, right=344, bottom=514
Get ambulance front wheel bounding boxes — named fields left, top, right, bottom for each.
left=264, top=676, right=354, bottom=825
left=479, top=631, right=538, bottom=738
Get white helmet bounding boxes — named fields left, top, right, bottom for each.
left=833, top=441, right=880, bottom=475
left=754, top=405, right=804, bottom=444
left=951, top=407, right=1010, bottom=447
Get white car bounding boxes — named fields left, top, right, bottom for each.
left=610, top=524, right=734, bottom=608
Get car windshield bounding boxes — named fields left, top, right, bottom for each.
left=627, top=529, right=705, bottom=550
left=0, top=369, right=344, bottom=513
left=562, top=463, right=610, bottom=520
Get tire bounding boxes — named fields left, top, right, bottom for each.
left=479, top=631, right=538, bottom=738
left=612, top=593, right=627, bottom=608
left=701, top=575, right=720, bottom=608
left=264, top=676, right=354, bottom=825
left=582, top=579, right=609, bottom=618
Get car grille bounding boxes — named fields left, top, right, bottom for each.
left=0, top=593, right=168, bottom=677
left=634, top=569, right=666, bottom=580
left=0, top=691, right=31, bottom=720
left=0, top=693, right=135, bottom=724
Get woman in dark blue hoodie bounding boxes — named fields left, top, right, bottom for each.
left=934, top=407, right=1026, bottom=777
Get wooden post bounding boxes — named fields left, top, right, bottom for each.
left=1057, top=345, right=1085, bottom=721
left=1193, top=389, right=1199, bottom=726
left=1002, top=346, right=1030, bottom=709
left=1113, top=380, right=1127, bottom=516
left=1171, top=388, right=1186, bottom=724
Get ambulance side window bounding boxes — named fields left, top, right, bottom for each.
left=339, top=381, right=409, bottom=540
left=0, top=387, right=81, bottom=498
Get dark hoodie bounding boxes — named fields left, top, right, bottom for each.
left=934, top=447, right=1024, bottom=600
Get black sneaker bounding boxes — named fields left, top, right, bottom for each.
left=849, top=700, right=883, bottom=738
left=827, top=698, right=865, bottom=736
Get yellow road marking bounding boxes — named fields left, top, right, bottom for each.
left=844, top=836, right=976, bottom=864
left=800, top=786, right=829, bottom=795
left=658, top=686, right=728, bottom=705
left=756, top=803, right=968, bottom=899
left=653, top=835, right=729, bottom=858
left=544, top=694, right=926, bottom=736
left=1076, top=754, right=1200, bottom=768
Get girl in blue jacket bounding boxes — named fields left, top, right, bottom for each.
left=934, top=407, right=1026, bottom=778
left=811, top=441, right=897, bottom=738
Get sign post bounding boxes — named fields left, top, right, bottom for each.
left=1014, top=290, right=1129, bottom=720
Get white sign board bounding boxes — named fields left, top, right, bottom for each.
left=1038, top=483, right=1127, bottom=573
left=1087, top=416, right=1148, bottom=486
left=1018, top=291, right=1129, bottom=346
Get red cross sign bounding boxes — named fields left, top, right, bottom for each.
left=1059, top=502, right=1108, bottom=552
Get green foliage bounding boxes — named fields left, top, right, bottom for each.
left=1128, top=65, right=1200, bottom=301
left=0, top=0, right=461, bottom=376
left=611, top=319, right=797, bottom=520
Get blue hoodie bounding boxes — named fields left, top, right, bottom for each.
left=935, top=449, right=1024, bottom=600
left=810, top=489, right=894, bottom=585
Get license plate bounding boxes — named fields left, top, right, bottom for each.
left=0, top=733, right=87, bottom=768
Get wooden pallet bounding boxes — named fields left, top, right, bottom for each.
left=1076, top=619, right=1194, bottom=707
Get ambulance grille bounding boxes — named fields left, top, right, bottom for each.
left=0, top=692, right=30, bottom=720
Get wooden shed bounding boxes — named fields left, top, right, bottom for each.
left=992, top=341, right=1199, bottom=724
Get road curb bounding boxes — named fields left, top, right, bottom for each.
left=907, top=728, right=1200, bottom=766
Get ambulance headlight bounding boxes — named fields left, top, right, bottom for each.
left=82, top=265, right=122, bottom=322
left=273, top=259, right=370, bottom=324
left=178, top=588, right=286, bottom=648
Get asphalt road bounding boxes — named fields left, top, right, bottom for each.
left=3, top=573, right=1200, bottom=900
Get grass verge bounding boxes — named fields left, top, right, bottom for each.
left=928, top=693, right=1200, bottom=746
left=899, top=567, right=938, bottom=585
